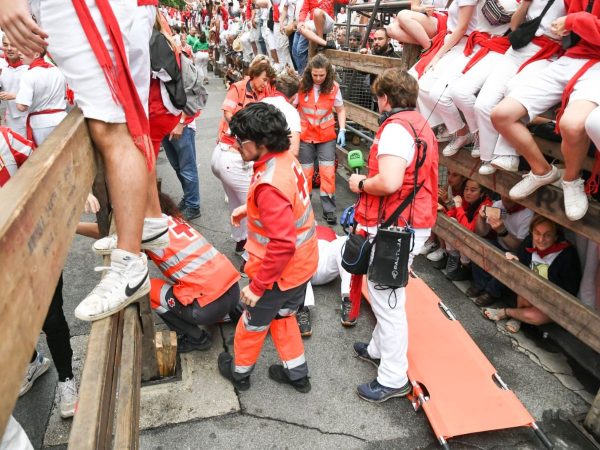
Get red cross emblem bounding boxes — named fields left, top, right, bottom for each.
left=292, top=164, right=309, bottom=205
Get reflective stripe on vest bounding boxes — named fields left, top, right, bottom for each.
left=158, top=235, right=210, bottom=272
left=169, top=247, right=220, bottom=281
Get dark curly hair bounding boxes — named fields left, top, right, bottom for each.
left=299, top=54, right=335, bottom=95
left=229, top=103, right=291, bottom=152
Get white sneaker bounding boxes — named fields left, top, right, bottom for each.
left=75, top=249, right=150, bottom=322
left=426, top=248, right=446, bottom=262
left=92, top=216, right=169, bottom=255
left=442, top=133, right=472, bottom=157
left=509, top=166, right=560, bottom=200
left=435, top=125, right=451, bottom=143
left=478, top=162, right=496, bottom=175
left=20, top=353, right=51, bottom=397
left=562, top=178, right=589, bottom=221
left=419, top=238, right=438, bottom=255
left=491, top=155, right=519, bottom=172
left=470, top=134, right=480, bottom=158
left=58, top=378, right=79, bottom=419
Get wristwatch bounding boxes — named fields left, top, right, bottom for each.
left=497, top=228, right=509, bottom=237
left=358, top=179, right=366, bottom=192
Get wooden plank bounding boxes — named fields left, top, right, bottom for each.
left=345, top=101, right=379, bottom=132
left=68, top=313, right=123, bottom=449
left=114, top=305, right=142, bottom=450
left=156, top=330, right=178, bottom=378
left=326, top=49, right=401, bottom=76
left=139, top=295, right=160, bottom=382
left=0, top=109, right=95, bottom=436
left=434, top=214, right=600, bottom=353
left=440, top=149, right=600, bottom=244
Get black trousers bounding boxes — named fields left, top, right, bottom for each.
left=32, top=273, right=74, bottom=381
left=159, top=282, right=241, bottom=340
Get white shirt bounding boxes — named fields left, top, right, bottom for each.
left=529, top=0, right=567, bottom=38
left=16, top=66, right=67, bottom=128
left=446, top=0, right=479, bottom=35
left=262, top=96, right=301, bottom=132
left=0, top=65, right=29, bottom=120
left=491, top=200, right=533, bottom=246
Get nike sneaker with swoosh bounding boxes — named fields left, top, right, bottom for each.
left=19, top=353, right=51, bottom=397
left=92, top=215, right=170, bottom=255
left=75, top=249, right=150, bottom=321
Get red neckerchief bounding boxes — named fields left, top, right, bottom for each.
left=72, top=0, right=153, bottom=170
left=5, top=56, right=23, bottom=69
left=505, top=203, right=526, bottom=214
left=526, top=242, right=570, bottom=259
left=28, top=57, right=53, bottom=70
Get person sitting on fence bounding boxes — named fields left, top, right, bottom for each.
left=297, top=0, right=354, bottom=51
left=443, top=179, right=492, bottom=281
left=386, top=0, right=449, bottom=51
left=490, top=0, right=600, bottom=222
left=92, top=193, right=243, bottom=353
left=483, top=215, right=582, bottom=333
left=469, top=195, right=534, bottom=307
left=295, top=54, right=346, bottom=225
left=425, top=170, right=466, bottom=267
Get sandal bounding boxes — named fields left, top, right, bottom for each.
left=505, top=318, right=522, bottom=333
left=482, top=307, right=507, bottom=322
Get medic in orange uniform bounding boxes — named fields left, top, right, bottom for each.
left=295, top=54, right=346, bottom=225
left=217, top=103, right=318, bottom=393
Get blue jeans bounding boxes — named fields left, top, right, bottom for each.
left=292, top=31, right=309, bottom=75
left=162, top=127, right=200, bottom=209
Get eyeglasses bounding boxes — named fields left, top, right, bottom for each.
left=235, top=136, right=251, bottom=147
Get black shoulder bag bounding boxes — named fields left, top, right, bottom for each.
left=562, top=0, right=595, bottom=49
left=509, top=0, right=555, bottom=49
left=367, top=124, right=427, bottom=289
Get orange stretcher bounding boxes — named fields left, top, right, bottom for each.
left=361, top=277, right=553, bottom=449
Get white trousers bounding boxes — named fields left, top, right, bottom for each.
left=413, top=37, right=471, bottom=133
left=273, top=23, right=294, bottom=68
left=194, top=51, right=210, bottom=81
left=129, top=5, right=156, bottom=116
left=366, top=233, right=428, bottom=388
left=210, top=144, right=252, bottom=242
left=32, top=126, right=57, bottom=147
left=311, top=237, right=351, bottom=297
left=472, top=42, right=554, bottom=161
left=585, top=106, right=600, bottom=150
left=5, top=115, right=26, bottom=138
left=0, top=416, right=33, bottom=450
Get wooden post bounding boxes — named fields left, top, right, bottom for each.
left=400, top=44, right=421, bottom=70
left=139, top=296, right=160, bottom=382
left=584, top=389, right=600, bottom=441
left=156, top=331, right=178, bottom=378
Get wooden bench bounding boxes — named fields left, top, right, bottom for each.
left=0, top=108, right=160, bottom=448
left=325, top=47, right=600, bottom=440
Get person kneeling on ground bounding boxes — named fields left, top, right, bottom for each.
left=218, top=103, right=318, bottom=393
left=93, top=193, right=242, bottom=352
left=483, top=215, right=582, bottom=333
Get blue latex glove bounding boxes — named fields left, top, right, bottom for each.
left=337, top=129, right=346, bottom=147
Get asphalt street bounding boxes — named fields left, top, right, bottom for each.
left=12, top=74, right=596, bottom=450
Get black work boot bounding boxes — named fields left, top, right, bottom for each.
left=218, top=352, right=250, bottom=391
left=268, top=364, right=311, bottom=393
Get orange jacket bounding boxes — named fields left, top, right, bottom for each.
left=297, top=82, right=339, bottom=143
left=245, top=151, right=318, bottom=290
left=146, top=216, right=240, bottom=306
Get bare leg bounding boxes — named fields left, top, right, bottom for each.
left=396, top=10, right=437, bottom=49
left=88, top=120, right=147, bottom=254
left=385, top=22, right=422, bottom=46
left=491, top=98, right=550, bottom=176
left=299, top=9, right=327, bottom=46
left=270, top=48, right=280, bottom=64
left=506, top=296, right=551, bottom=326
left=146, top=167, right=162, bottom=218
left=558, top=100, right=597, bottom=182
left=251, top=42, right=258, bottom=56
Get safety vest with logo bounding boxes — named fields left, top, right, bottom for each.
left=146, top=216, right=241, bottom=306
left=245, top=151, right=318, bottom=290
left=355, top=111, right=439, bottom=228
left=297, top=82, right=339, bottom=143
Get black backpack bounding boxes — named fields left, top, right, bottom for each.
left=149, top=29, right=187, bottom=110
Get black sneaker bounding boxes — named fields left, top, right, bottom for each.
left=182, top=206, right=201, bottom=221
left=178, top=331, right=212, bottom=353
left=357, top=378, right=411, bottom=403
left=341, top=297, right=357, bottom=327
left=446, top=263, right=472, bottom=281
left=268, top=364, right=311, bottom=393
left=177, top=199, right=186, bottom=211
left=322, top=211, right=337, bottom=225
left=218, top=352, right=250, bottom=391
left=296, top=307, right=312, bottom=337
left=353, top=342, right=380, bottom=367
left=445, top=253, right=460, bottom=273
left=235, top=239, right=247, bottom=255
